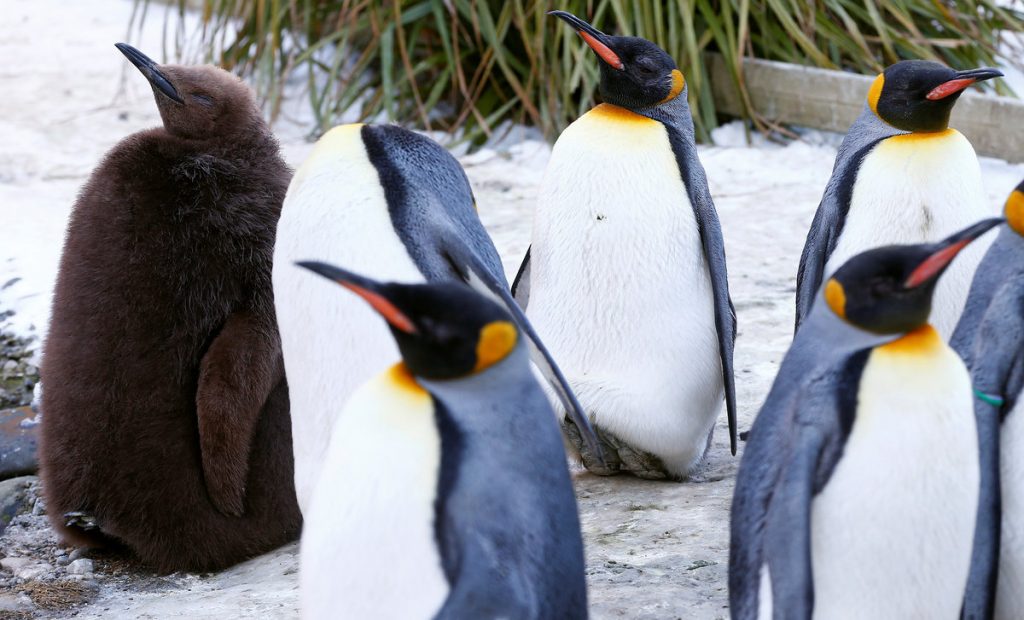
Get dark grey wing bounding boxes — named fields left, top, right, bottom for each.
left=442, top=238, right=606, bottom=468
left=762, top=427, right=826, bottom=620
left=662, top=127, right=738, bottom=455
left=430, top=382, right=587, bottom=620
left=511, top=245, right=531, bottom=308
left=794, top=110, right=898, bottom=332
left=430, top=397, right=535, bottom=619
left=730, top=346, right=870, bottom=619
left=960, top=277, right=1024, bottom=619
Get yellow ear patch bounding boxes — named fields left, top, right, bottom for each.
left=825, top=278, right=847, bottom=319
left=867, top=73, right=885, bottom=116
left=659, top=69, right=685, bottom=104
left=1006, top=190, right=1024, bottom=235
left=474, top=321, right=518, bottom=372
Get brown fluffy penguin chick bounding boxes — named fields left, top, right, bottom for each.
left=39, top=43, right=300, bottom=573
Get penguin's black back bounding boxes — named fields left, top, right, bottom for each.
left=40, top=114, right=300, bottom=572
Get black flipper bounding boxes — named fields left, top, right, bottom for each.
left=511, top=245, right=531, bottom=308
left=730, top=342, right=870, bottom=619
left=959, top=280, right=1024, bottom=619
left=663, top=126, right=739, bottom=456
left=443, top=240, right=607, bottom=467
left=794, top=126, right=890, bottom=332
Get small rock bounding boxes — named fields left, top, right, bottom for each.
left=0, top=475, right=34, bottom=534
left=0, top=407, right=39, bottom=478
left=15, top=562, right=51, bottom=581
left=2, top=360, right=16, bottom=375
left=0, top=591, right=33, bottom=612
left=68, top=548, right=90, bottom=562
left=0, top=556, right=31, bottom=572
left=67, top=559, right=94, bottom=576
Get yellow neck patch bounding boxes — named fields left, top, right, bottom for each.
left=878, top=324, right=942, bottom=356
left=867, top=73, right=884, bottom=116
left=589, top=103, right=656, bottom=125
left=474, top=321, right=517, bottom=372
left=387, top=362, right=428, bottom=396
left=1006, top=190, right=1024, bottom=236
left=885, top=127, right=956, bottom=144
left=658, top=69, right=685, bottom=105
left=825, top=278, right=847, bottom=319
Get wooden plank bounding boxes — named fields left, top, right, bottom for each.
left=706, top=53, right=1024, bottom=162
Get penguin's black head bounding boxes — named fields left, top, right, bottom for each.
left=868, top=60, right=1002, bottom=132
left=825, top=218, right=1003, bottom=334
left=1005, top=180, right=1024, bottom=237
left=116, top=43, right=263, bottom=140
left=297, top=261, right=520, bottom=380
left=550, top=11, right=685, bottom=111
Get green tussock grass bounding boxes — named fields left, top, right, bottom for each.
left=134, top=0, right=1024, bottom=146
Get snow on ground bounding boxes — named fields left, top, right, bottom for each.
left=2, top=0, right=1024, bottom=618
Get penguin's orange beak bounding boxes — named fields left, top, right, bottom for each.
left=296, top=261, right=417, bottom=334
left=549, top=10, right=624, bottom=71
left=904, top=218, right=1003, bottom=288
left=926, top=67, right=1003, bottom=101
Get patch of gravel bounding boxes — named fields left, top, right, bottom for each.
left=0, top=314, right=38, bottom=411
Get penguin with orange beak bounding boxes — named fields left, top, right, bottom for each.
left=296, top=262, right=587, bottom=619
left=732, top=218, right=1003, bottom=618
left=513, top=11, right=737, bottom=480
left=795, top=60, right=1003, bottom=337
left=953, top=181, right=1024, bottom=620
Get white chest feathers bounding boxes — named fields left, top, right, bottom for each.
left=300, top=364, right=448, bottom=620
left=525, top=103, right=722, bottom=476
left=825, top=129, right=994, bottom=337
left=811, top=326, right=979, bottom=618
left=273, top=123, right=425, bottom=512
left=997, top=399, right=1024, bottom=620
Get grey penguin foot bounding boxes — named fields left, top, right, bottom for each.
left=63, top=511, right=99, bottom=531
left=562, top=418, right=673, bottom=480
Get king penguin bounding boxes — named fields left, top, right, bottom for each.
left=953, top=181, right=1024, bottom=620
left=272, top=123, right=601, bottom=513
left=296, top=261, right=587, bottom=620
left=39, top=44, right=300, bottom=572
left=511, top=11, right=737, bottom=479
left=730, top=217, right=1002, bottom=618
left=795, top=60, right=1003, bottom=337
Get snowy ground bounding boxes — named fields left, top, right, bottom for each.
left=3, top=0, right=1024, bottom=618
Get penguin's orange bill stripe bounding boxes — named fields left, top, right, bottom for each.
left=579, top=31, right=624, bottom=70
left=926, top=78, right=976, bottom=101
left=904, top=240, right=972, bottom=288
left=339, top=282, right=417, bottom=334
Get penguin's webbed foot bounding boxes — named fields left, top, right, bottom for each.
left=562, top=418, right=673, bottom=480
left=63, top=511, right=99, bottom=531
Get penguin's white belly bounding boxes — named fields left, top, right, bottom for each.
left=824, top=129, right=994, bottom=337
left=810, top=329, right=978, bottom=618
left=997, top=398, right=1024, bottom=620
left=300, top=364, right=448, bottom=619
left=527, top=104, right=721, bottom=475
left=273, top=124, right=425, bottom=513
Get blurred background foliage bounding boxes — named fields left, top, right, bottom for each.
left=135, top=0, right=1024, bottom=145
